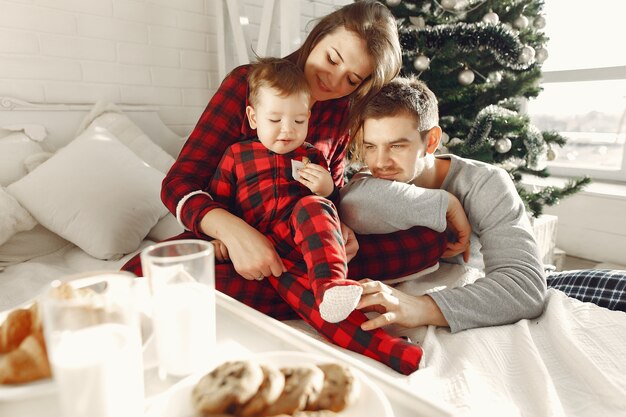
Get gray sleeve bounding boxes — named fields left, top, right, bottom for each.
left=338, top=173, right=448, bottom=234
left=429, top=168, right=547, bottom=332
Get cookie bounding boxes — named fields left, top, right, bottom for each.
left=191, top=360, right=264, bottom=415
left=307, top=363, right=359, bottom=412
left=237, top=364, right=285, bottom=417
left=262, top=364, right=325, bottom=416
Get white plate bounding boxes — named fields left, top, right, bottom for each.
left=145, top=350, right=394, bottom=417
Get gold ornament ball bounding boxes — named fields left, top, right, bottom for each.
left=386, top=0, right=401, bottom=7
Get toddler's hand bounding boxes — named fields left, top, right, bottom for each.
left=297, top=162, right=334, bottom=197
left=211, top=239, right=230, bottom=263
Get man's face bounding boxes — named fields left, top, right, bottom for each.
left=247, top=87, right=310, bottom=154
left=362, top=114, right=430, bottom=184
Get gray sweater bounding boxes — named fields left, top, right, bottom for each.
left=339, top=154, right=546, bottom=333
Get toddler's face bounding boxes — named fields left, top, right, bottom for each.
left=247, top=87, right=310, bottom=154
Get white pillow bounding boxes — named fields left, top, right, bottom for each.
left=0, top=131, right=45, bottom=186
left=0, top=224, right=71, bottom=269
left=147, top=213, right=184, bottom=242
left=79, top=105, right=175, bottom=173
left=7, top=126, right=168, bottom=260
left=0, top=186, right=37, bottom=246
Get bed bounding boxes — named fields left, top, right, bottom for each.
left=1, top=97, right=625, bottom=417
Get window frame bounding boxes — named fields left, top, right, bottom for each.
left=531, top=65, right=626, bottom=183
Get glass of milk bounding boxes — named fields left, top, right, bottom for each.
left=41, top=272, right=145, bottom=417
left=140, top=239, right=216, bottom=380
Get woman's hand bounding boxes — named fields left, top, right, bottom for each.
left=297, top=163, right=335, bottom=197
left=443, top=193, right=471, bottom=262
left=357, top=279, right=448, bottom=331
left=201, top=209, right=286, bottom=281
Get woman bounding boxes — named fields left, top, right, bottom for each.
left=123, top=0, right=450, bottom=375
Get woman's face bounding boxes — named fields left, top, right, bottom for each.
left=304, top=26, right=374, bottom=103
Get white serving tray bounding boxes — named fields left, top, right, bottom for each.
left=1, top=291, right=453, bottom=417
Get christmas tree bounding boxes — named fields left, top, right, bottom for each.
left=382, top=0, right=590, bottom=217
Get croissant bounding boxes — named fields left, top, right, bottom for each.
left=0, top=308, right=33, bottom=354
left=0, top=330, right=52, bottom=384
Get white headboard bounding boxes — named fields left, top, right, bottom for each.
left=0, top=97, right=186, bottom=158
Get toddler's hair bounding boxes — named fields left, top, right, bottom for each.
left=248, top=57, right=311, bottom=108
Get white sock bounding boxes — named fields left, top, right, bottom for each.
left=319, top=285, right=363, bottom=323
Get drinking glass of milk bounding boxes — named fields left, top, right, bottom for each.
left=140, top=239, right=216, bottom=380
left=41, top=272, right=145, bottom=417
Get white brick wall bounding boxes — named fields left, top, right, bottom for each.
left=0, top=0, right=351, bottom=135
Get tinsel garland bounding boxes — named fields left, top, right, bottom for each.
left=399, top=22, right=534, bottom=70
left=464, top=104, right=519, bottom=148
left=522, top=124, right=547, bottom=170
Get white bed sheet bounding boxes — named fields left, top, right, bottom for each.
left=3, top=233, right=626, bottom=417
left=287, top=263, right=626, bottom=417
left=0, top=241, right=152, bottom=311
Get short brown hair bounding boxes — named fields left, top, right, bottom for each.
left=247, top=57, right=311, bottom=108
left=351, top=76, right=439, bottom=161
left=287, top=0, right=401, bottom=134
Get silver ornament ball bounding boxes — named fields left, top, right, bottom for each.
left=518, top=45, right=536, bottom=64
left=409, top=16, right=426, bottom=29
left=535, top=47, right=549, bottom=64
left=495, top=138, right=512, bottom=153
left=448, top=137, right=463, bottom=147
left=513, top=15, right=529, bottom=29
left=458, top=69, right=475, bottom=85
left=386, top=0, right=401, bottom=7
left=534, top=15, right=546, bottom=29
left=413, top=55, right=431, bottom=71
left=482, top=11, right=499, bottom=25
left=441, top=0, right=457, bottom=10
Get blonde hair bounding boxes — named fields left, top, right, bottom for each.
left=286, top=0, right=401, bottom=134
left=247, top=57, right=311, bottom=108
left=351, top=76, right=439, bottom=162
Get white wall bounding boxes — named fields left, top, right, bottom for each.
left=543, top=184, right=626, bottom=265
left=0, top=0, right=350, bottom=136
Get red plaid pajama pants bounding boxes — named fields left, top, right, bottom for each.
left=122, top=207, right=445, bottom=374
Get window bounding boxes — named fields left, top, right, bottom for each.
left=525, top=0, right=626, bottom=182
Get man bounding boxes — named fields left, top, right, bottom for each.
left=339, top=77, right=546, bottom=333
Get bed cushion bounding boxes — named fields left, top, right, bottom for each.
left=0, top=186, right=37, bottom=246
left=0, top=129, right=45, bottom=186
left=78, top=104, right=175, bottom=173
left=7, top=126, right=168, bottom=260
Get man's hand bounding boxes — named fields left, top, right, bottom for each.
left=357, top=279, right=448, bottom=330
left=297, top=162, right=335, bottom=197
left=340, top=222, right=359, bottom=263
left=443, top=193, right=471, bottom=262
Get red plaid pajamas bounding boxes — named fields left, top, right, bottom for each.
left=209, top=139, right=359, bottom=307
left=122, top=65, right=447, bottom=375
